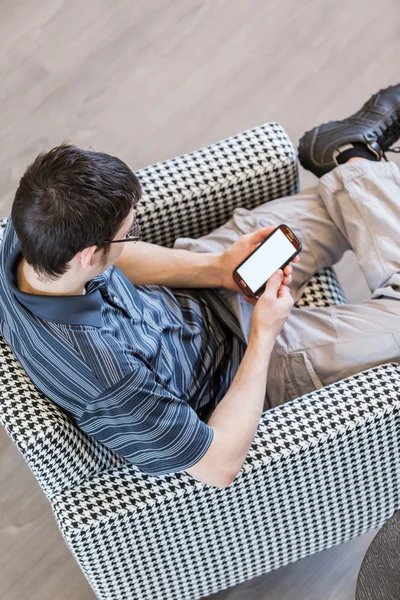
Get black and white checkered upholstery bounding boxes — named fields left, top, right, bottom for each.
left=136, top=121, right=298, bottom=248
left=1, top=122, right=398, bottom=600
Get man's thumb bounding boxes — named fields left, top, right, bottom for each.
left=265, top=269, right=283, bottom=293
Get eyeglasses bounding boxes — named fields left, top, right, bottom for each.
left=103, top=221, right=142, bottom=245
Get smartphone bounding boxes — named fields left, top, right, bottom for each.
left=232, top=224, right=302, bottom=297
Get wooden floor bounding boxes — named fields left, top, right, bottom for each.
left=0, top=1, right=399, bottom=599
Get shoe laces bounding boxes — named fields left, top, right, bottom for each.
left=380, top=116, right=400, bottom=160
left=383, top=144, right=400, bottom=161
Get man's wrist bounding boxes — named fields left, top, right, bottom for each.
left=248, top=327, right=276, bottom=353
left=183, top=251, right=225, bottom=288
left=209, top=252, right=226, bottom=288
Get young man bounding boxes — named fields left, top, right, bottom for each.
left=1, top=84, right=399, bottom=488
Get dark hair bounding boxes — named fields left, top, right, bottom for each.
left=11, top=144, right=142, bottom=281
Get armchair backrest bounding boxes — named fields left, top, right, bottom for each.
left=135, top=122, right=298, bottom=246
left=0, top=122, right=298, bottom=499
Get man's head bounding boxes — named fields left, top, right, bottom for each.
left=12, top=144, right=142, bottom=283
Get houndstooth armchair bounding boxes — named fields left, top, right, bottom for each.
left=0, top=122, right=399, bottom=600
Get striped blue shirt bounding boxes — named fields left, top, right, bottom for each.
left=0, top=217, right=246, bottom=475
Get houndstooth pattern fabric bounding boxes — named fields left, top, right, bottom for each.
left=51, top=362, right=400, bottom=600
left=135, top=122, right=298, bottom=248
left=294, top=266, right=348, bottom=308
left=0, top=339, right=127, bottom=498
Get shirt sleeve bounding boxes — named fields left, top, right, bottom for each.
left=78, top=367, right=214, bottom=476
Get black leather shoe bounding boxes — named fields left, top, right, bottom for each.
left=298, top=83, right=400, bottom=177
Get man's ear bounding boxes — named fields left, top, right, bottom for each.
left=78, top=245, right=98, bottom=270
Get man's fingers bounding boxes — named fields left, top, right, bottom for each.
left=264, top=269, right=284, bottom=295
left=283, top=256, right=300, bottom=275
left=277, top=285, right=294, bottom=302
left=283, top=273, right=292, bottom=286
left=283, top=264, right=292, bottom=276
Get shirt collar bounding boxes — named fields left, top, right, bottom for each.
left=5, top=234, right=104, bottom=328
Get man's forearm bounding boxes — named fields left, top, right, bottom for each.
left=114, top=241, right=224, bottom=288
left=207, top=331, right=275, bottom=483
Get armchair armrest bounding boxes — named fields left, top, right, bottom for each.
left=51, top=362, right=400, bottom=600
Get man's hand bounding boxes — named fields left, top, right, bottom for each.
left=246, top=269, right=295, bottom=342
left=218, top=226, right=300, bottom=292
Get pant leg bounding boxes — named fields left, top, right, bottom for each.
left=267, top=298, right=400, bottom=407
left=267, top=160, right=400, bottom=406
left=317, top=159, right=400, bottom=300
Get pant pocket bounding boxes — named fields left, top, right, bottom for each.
left=267, top=350, right=323, bottom=408
left=268, top=333, right=400, bottom=409
left=306, top=332, right=400, bottom=387
left=285, top=351, right=324, bottom=399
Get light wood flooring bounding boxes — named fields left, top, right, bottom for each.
left=0, top=1, right=399, bottom=599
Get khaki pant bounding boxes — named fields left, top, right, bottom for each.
left=174, top=160, right=400, bottom=408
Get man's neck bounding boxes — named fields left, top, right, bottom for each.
left=17, top=257, right=86, bottom=296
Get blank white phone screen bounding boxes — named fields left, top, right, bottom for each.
left=236, top=229, right=295, bottom=294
